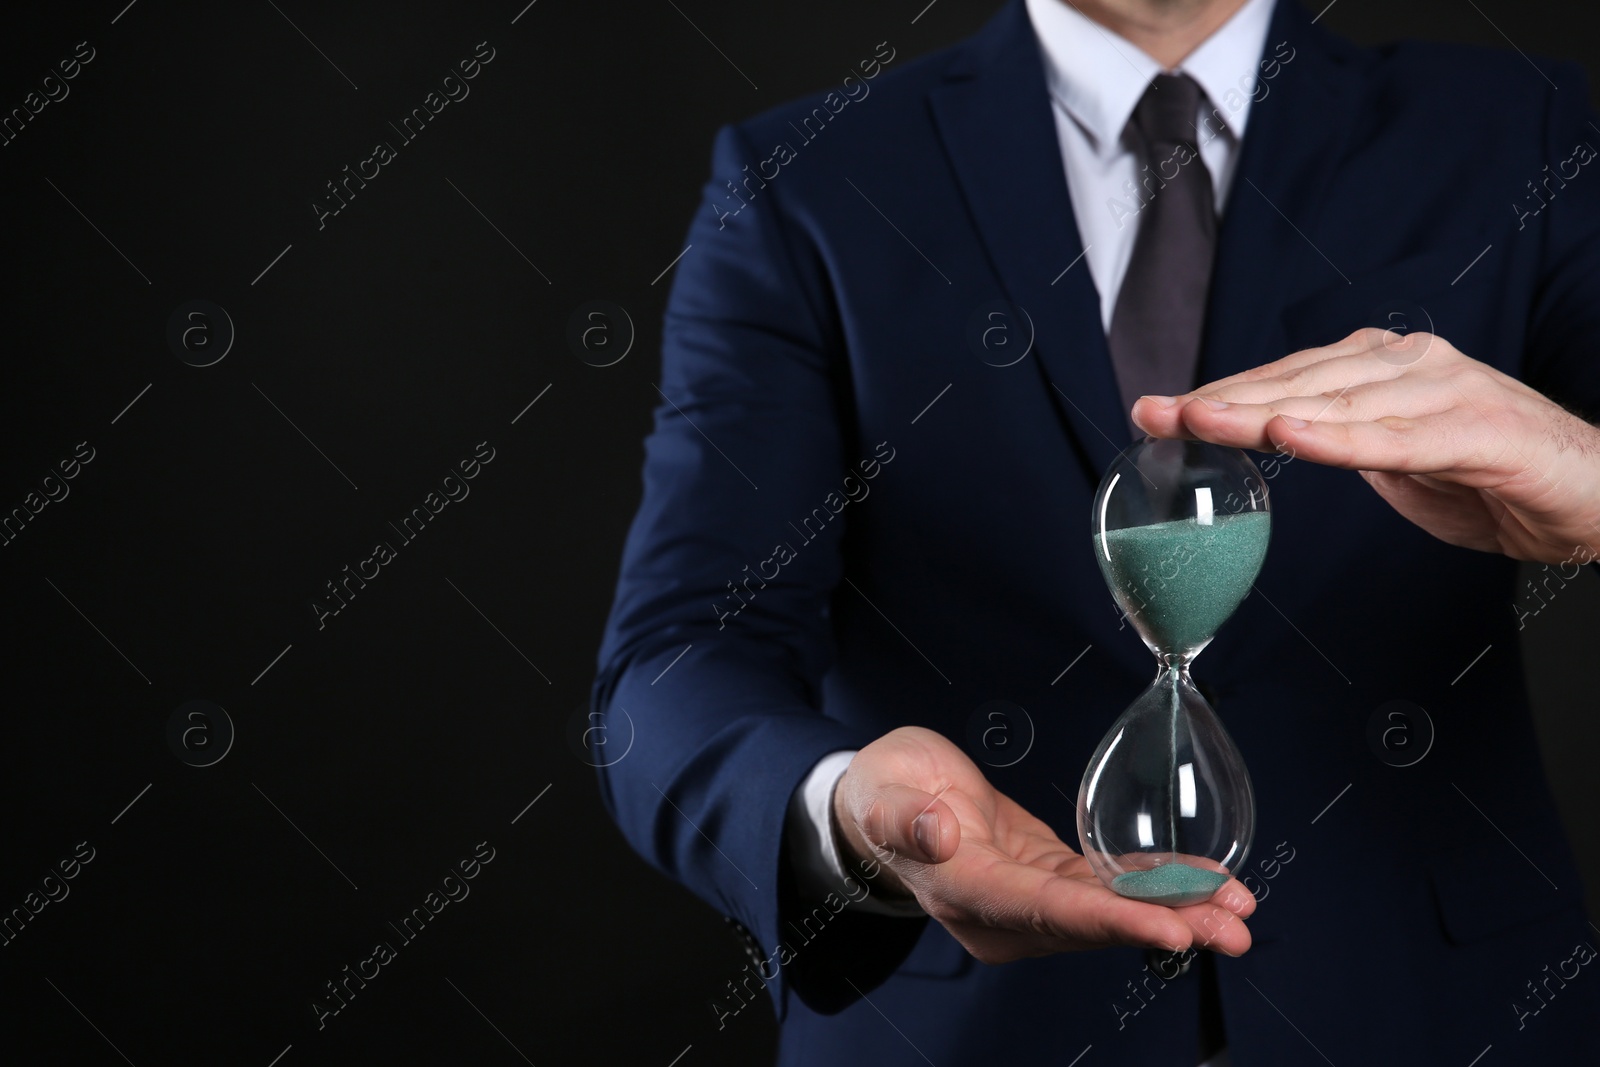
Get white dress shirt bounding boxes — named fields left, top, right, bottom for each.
left=785, top=2, right=1277, bottom=1062
left=1028, top=0, right=1277, bottom=329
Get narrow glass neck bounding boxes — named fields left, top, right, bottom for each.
left=1148, top=640, right=1208, bottom=672
left=1158, top=646, right=1196, bottom=671
left=1152, top=660, right=1195, bottom=686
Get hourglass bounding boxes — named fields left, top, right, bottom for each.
left=1076, top=438, right=1269, bottom=906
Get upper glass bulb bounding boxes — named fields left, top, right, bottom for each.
left=1091, top=438, right=1271, bottom=663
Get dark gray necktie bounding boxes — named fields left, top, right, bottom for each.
left=1107, top=73, right=1217, bottom=434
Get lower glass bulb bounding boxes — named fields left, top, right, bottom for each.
left=1076, top=664, right=1255, bottom=905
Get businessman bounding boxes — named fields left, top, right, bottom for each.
left=593, top=0, right=1600, bottom=1062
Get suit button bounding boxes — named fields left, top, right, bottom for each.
left=724, top=915, right=765, bottom=968
left=1145, top=947, right=1194, bottom=977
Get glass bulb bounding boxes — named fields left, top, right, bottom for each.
left=1076, top=438, right=1269, bottom=906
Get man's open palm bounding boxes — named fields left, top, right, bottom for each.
left=833, top=726, right=1256, bottom=964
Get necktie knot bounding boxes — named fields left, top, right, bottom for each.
left=1130, top=72, right=1205, bottom=151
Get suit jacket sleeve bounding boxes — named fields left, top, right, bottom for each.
left=1523, top=61, right=1600, bottom=420
left=589, top=122, right=928, bottom=1021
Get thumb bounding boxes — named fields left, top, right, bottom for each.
left=860, top=784, right=960, bottom=866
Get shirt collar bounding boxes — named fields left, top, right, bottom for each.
left=1024, top=0, right=1277, bottom=155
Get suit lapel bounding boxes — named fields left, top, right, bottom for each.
left=928, top=0, right=1129, bottom=481
left=929, top=0, right=1373, bottom=480
left=1199, top=0, right=1370, bottom=385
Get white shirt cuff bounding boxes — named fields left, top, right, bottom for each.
left=785, top=748, right=926, bottom=918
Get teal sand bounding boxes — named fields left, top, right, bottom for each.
left=1095, top=512, right=1271, bottom=654
left=1111, top=863, right=1230, bottom=906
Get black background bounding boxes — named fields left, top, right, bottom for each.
left=2, top=1, right=1597, bottom=1064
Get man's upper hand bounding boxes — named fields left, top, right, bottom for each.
left=831, top=726, right=1255, bottom=964
left=1131, top=327, right=1600, bottom=564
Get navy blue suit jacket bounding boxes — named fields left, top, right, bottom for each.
left=593, top=1, right=1600, bottom=1062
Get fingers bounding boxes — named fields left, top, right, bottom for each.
left=836, top=726, right=994, bottom=873
left=1190, top=349, right=1405, bottom=408
left=860, top=783, right=961, bottom=865
left=1357, top=470, right=1508, bottom=553
left=1204, top=375, right=1449, bottom=427
left=947, top=884, right=1254, bottom=962
left=1063, top=873, right=1254, bottom=956
left=1048, top=874, right=1203, bottom=950
left=1131, top=328, right=1445, bottom=439
left=1131, top=393, right=1187, bottom=436
left=1260, top=409, right=1512, bottom=477
left=1175, top=891, right=1255, bottom=957
left=935, top=865, right=1196, bottom=959
left=1154, top=381, right=1516, bottom=480
left=1191, top=328, right=1394, bottom=394
left=929, top=859, right=1255, bottom=963
left=1213, top=877, right=1257, bottom=919
left=1182, top=876, right=1256, bottom=957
